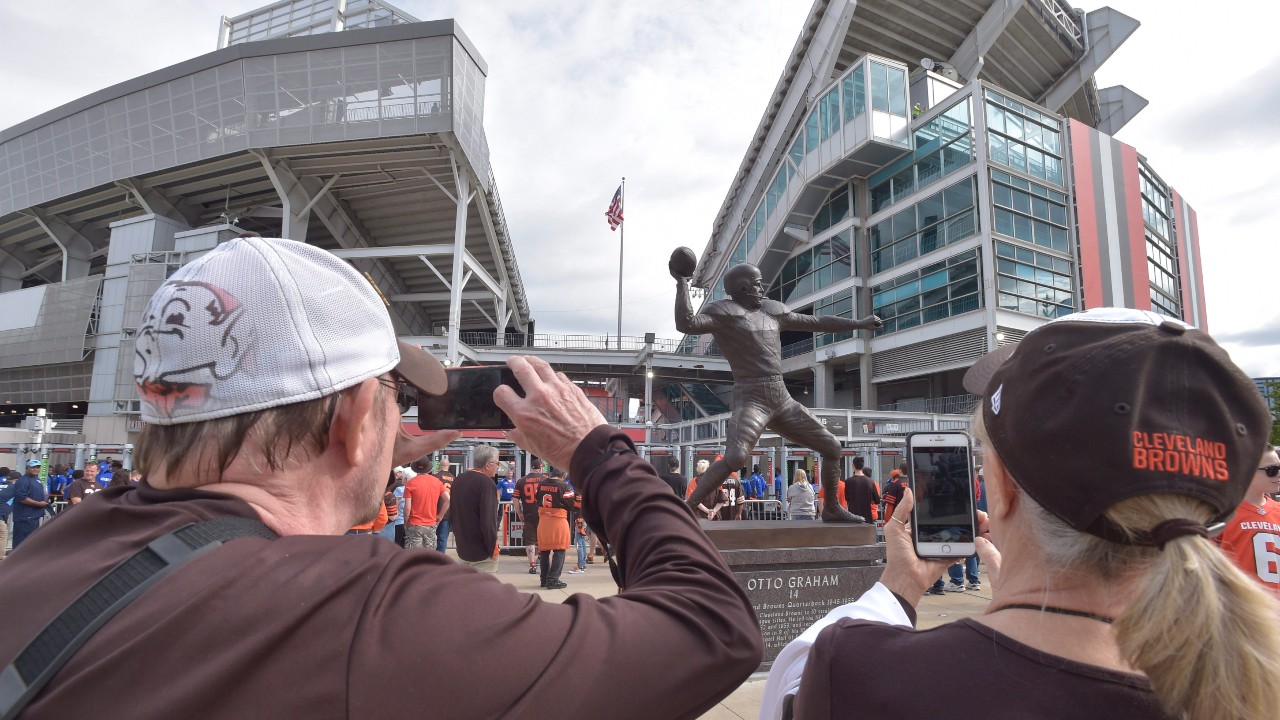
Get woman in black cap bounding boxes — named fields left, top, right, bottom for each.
left=761, top=308, right=1280, bottom=720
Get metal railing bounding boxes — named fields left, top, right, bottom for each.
left=781, top=338, right=814, bottom=359
left=879, top=394, right=979, bottom=416
left=459, top=331, right=722, bottom=357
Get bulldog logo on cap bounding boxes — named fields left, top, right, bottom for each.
left=134, top=281, right=256, bottom=419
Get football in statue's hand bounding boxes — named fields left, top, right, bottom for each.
left=669, top=247, right=698, bottom=280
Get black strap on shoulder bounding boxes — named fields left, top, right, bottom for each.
left=0, top=516, right=276, bottom=720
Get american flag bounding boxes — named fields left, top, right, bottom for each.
left=605, top=185, right=624, bottom=231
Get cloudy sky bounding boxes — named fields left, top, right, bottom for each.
left=1, top=0, right=1276, bottom=375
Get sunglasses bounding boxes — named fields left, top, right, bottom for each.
left=376, top=375, right=418, bottom=413
left=1259, top=465, right=1280, bottom=478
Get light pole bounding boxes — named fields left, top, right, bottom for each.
left=644, top=364, right=654, bottom=450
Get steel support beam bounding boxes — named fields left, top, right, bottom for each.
left=949, top=0, right=1025, bottom=82
left=1096, top=85, right=1148, bottom=136
left=1039, top=7, right=1140, bottom=113
left=251, top=149, right=312, bottom=242
left=0, top=248, right=24, bottom=292
left=20, top=207, right=96, bottom=281
left=115, top=177, right=199, bottom=228
left=446, top=163, right=471, bottom=364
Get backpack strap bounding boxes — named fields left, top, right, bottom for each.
left=0, top=516, right=276, bottom=720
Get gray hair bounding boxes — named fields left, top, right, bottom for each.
left=473, top=444, right=499, bottom=467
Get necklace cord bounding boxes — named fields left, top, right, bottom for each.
left=989, top=604, right=1116, bottom=624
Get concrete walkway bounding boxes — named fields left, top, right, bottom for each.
left=480, top=549, right=990, bottom=719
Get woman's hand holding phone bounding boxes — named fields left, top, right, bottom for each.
left=880, top=488, right=951, bottom=606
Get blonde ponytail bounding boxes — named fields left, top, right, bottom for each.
left=1106, top=495, right=1280, bottom=720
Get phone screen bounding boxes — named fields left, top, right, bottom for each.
left=417, top=366, right=522, bottom=430
left=909, top=434, right=976, bottom=553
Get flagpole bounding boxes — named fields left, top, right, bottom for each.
left=616, top=176, right=625, bottom=350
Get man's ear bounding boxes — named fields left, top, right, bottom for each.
left=328, top=378, right=382, bottom=469
left=983, top=451, right=1019, bottom=522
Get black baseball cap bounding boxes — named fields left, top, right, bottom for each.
left=963, top=308, right=1270, bottom=543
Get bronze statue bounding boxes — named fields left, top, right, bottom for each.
left=672, top=248, right=882, bottom=523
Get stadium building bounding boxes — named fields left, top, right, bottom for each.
left=683, top=0, right=1205, bottom=416
left=0, top=0, right=532, bottom=453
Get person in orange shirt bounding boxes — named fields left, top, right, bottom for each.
left=403, top=469, right=449, bottom=549
left=1216, top=445, right=1280, bottom=595
left=535, top=467, right=575, bottom=589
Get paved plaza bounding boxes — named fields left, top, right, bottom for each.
left=474, top=547, right=990, bottom=719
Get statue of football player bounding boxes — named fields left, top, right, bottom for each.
left=671, top=247, right=882, bottom=523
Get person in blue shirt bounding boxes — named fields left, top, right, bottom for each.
left=749, top=466, right=767, bottom=500
left=773, top=471, right=783, bottom=501
left=13, top=459, right=50, bottom=549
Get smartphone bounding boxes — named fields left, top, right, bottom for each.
left=906, top=431, right=977, bottom=558
left=416, top=366, right=523, bottom=430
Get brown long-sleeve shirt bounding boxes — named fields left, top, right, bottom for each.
left=0, top=426, right=762, bottom=719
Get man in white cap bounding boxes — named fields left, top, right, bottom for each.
left=0, top=237, right=760, bottom=718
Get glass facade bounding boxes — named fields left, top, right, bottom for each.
left=710, top=56, right=908, bottom=301
left=225, top=0, right=416, bottom=47
left=871, top=249, right=981, bottom=335
left=813, top=185, right=853, bottom=235
left=1139, top=164, right=1182, bottom=319
left=815, top=288, right=854, bottom=347
left=990, top=169, right=1070, bottom=254
left=984, top=90, right=1063, bottom=186
left=767, top=230, right=853, bottom=305
left=870, top=97, right=974, bottom=213
left=0, top=36, right=460, bottom=217
left=869, top=175, right=977, bottom=274
left=995, top=241, right=1075, bottom=318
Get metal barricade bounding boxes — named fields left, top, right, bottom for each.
left=498, top=500, right=534, bottom=551
left=741, top=499, right=786, bottom=521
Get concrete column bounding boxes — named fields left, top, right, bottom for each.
left=859, top=353, right=875, bottom=410
left=813, top=362, right=836, bottom=408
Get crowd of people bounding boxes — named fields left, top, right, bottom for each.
left=1, top=236, right=1277, bottom=720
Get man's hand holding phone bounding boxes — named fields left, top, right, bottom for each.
left=494, top=356, right=608, bottom=471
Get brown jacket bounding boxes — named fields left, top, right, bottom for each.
left=0, top=426, right=762, bottom=719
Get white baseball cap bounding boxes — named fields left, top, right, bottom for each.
left=134, top=236, right=446, bottom=425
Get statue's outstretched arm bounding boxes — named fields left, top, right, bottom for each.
left=777, top=311, right=883, bottom=333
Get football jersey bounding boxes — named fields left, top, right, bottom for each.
left=1216, top=498, right=1280, bottom=595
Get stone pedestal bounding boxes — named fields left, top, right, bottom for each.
left=700, top=520, right=885, bottom=668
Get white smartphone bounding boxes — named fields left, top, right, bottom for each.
left=907, top=431, right=977, bottom=558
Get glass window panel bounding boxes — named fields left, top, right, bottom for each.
left=805, top=107, right=820, bottom=153
left=992, top=182, right=1012, bottom=208
left=892, top=207, right=917, bottom=240
left=1027, top=148, right=1046, bottom=180
left=917, top=191, right=944, bottom=226
left=853, top=65, right=866, bottom=117
left=870, top=182, right=891, bottom=213
left=916, top=151, right=942, bottom=189
left=888, top=66, right=907, bottom=116
left=1014, top=245, right=1034, bottom=263
left=918, top=225, right=939, bottom=255
left=1029, top=196, right=1049, bottom=221
left=1004, top=111, right=1024, bottom=140
left=986, top=103, right=1005, bottom=135
left=989, top=133, right=1008, bottom=165
left=893, top=238, right=917, bottom=265
left=1051, top=226, right=1069, bottom=253
left=1014, top=213, right=1034, bottom=242
left=1049, top=202, right=1066, bottom=226
left=944, top=179, right=974, bottom=213
left=995, top=208, right=1015, bottom=237
left=1011, top=189, right=1031, bottom=215
left=1008, top=140, right=1026, bottom=171
left=871, top=62, right=889, bottom=112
